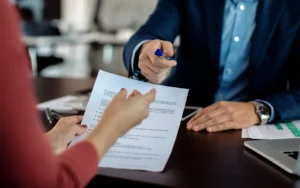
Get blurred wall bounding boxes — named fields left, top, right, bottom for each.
left=41, top=0, right=158, bottom=78
left=61, top=0, right=97, bottom=32
left=97, top=0, right=158, bottom=32
left=90, top=0, right=158, bottom=77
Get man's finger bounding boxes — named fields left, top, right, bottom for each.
left=141, top=65, right=160, bottom=82
left=152, top=58, right=177, bottom=69
left=146, top=61, right=167, bottom=74
left=188, top=102, right=222, bottom=125
left=160, top=41, right=174, bottom=56
left=74, top=124, right=88, bottom=135
left=187, top=108, right=225, bottom=130
left=206, top=121, right=236, bottom=132
left=187, top=111, right=203, bottom=127
left=191, top=114, right=231, bottom=132
left=142, top=71, right=152, bottom=82
left=144, top=89, right=156, bottom=103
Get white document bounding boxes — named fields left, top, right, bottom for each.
left=241, top=128, right=250, bottom=138
left=71, top=70, right=189, bottom=172
left=37, top=95, right=89, bottom=113
left=242, top=121, right=300, bottom=140
left=37, top=96, right=79, bottom=113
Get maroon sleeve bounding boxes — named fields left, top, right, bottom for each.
left=0, top=1, right=99, bottom=187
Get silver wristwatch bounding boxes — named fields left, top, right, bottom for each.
left=250, top=101, right=271, bottom=125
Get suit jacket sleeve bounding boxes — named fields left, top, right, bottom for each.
left=261, top=29, right=300, bottom=122
left=123, top=0, right=182, bottom=76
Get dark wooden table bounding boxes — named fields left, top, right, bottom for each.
left=35, top=77, right=300, bottom=188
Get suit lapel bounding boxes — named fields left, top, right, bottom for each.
left=249, top=0, right=285, bottom=70
left=202, top=0, right=226, bottom=73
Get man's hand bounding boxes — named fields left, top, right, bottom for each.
left=187, top=102, right=260, bottom=132
left=138, top=40, right=177, bottom=84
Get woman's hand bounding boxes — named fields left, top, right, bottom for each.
left=46, top=116, right=87, bottom=154
left=85, top=88, right=156, bottom=159
left=100, top=88, right=156, bottom=136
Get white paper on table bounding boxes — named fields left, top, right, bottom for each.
left=241, top=128, right=250, bottom=138
left=245, top=121, right=300, bottom=140
left=247, top=126, right=264, bottom=139
left=71, top=70, right=189, bottom=172
left=37, top=95, right=78, bottom=113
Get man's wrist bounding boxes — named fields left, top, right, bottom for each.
left=130, top=40, right=150, bottom=79
left=249, top=101, right=271, bottom=125
left=255, top=99, right=276, bottom=122
left=131, top=70, right=148, bottom=81
left=248, top=102, right=261, bottom=125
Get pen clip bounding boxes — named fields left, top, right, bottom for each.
left=45, top=108, right=64, bottom=126
left=45, top=108, right=55, bottom=126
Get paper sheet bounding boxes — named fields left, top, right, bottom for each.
left=38, top=95, right=89, bottom=112
left=242, top=128, right=250, bottom=138
left=37, top=95, right=79, bottom=113
left=242, top=121, right=300, bottom=140
left=71, top=70, right=189, bottom=172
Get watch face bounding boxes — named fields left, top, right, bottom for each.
left=259, top=105, right=270, bottom=115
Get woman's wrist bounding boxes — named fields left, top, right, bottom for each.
left=45, top=130, right=61, bottom=154
left=84, top=121, right=120, bottom=160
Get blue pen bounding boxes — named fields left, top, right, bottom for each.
left=154, top=49, right=174, bottom=60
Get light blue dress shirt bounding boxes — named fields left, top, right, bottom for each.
left=215, top=0, right=258, bottom=102
left=214, top=0, right=274, bottom=121
left=131, top=0, right=275, bottom=121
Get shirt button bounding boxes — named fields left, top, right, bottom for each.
left=240, top=4, right=245, bottom=11
left=227, top=68, right=232, bottom=74
left=234, top=36, right=240, bottom=42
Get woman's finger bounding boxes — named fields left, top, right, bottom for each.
left=74, top=125, right=88, bottom=136
left=132, top=89, right=142, bottom=96
left=143, top=88, right=156, bottom=103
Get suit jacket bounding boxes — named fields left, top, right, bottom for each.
left=124, top=0, right=300, bottom=123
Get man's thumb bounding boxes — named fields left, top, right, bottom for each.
left=161, top=41, right=174, bottom=56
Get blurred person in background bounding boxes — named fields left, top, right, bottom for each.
left=18, top=7, right=60, bottom=36
left=0, top=1, right=156, bottom=187
left=124, top=0, right=300, bottom=133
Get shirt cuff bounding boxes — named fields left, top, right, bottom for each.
left=255, top=99, right=275, bottom=122
left=131, top=40, right=150, bottom=76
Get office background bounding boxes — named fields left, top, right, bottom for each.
left=16, top=0, right=158, bottom=78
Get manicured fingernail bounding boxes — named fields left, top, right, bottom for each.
left=82, top=125, right=87, bottom=129
left=121, top=88, right=125, bottom=91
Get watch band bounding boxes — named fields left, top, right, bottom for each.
left=131, top=70, right=148, bottom=82
left=250, top=101, right=271, bottom=125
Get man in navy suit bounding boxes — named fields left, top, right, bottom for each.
left=123, top=0, right=300, bottom=132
